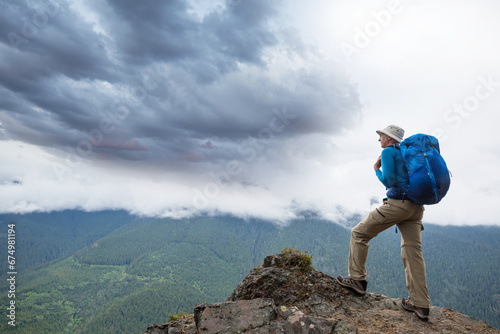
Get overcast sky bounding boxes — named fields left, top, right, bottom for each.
left=1, top=0, right=499, bottom=226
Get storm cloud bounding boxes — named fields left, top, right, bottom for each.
left=0, top=0, right=361, bottom=177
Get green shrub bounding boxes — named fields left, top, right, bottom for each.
left=280, top=247, right=314, bottom=271
left=168, top=312, right=188, bottom=323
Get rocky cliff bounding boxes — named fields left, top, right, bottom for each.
left=143, top=252, right=500, bottom=334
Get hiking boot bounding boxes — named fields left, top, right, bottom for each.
left=336, top=275, right=367, bottom=295
left=401, top=298, right=429, bottom=320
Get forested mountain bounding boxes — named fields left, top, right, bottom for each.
left=0, top=210, right=134, bottom=274
left=0, top=211, right=499, bottom=333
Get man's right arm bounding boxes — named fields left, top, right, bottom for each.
left=375, top=148, right=397, bottom=188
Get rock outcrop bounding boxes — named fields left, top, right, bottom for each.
left=144, top=253, right=500, bottom=334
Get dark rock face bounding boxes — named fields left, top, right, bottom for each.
left=229, top=254, right=348, bottom=317
left=143, top=254, right=500, bottom=334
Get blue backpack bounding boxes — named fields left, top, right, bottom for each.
left=398, top=134, right=451, bottom=205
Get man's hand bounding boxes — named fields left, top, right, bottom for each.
left=374, top=155, right=382, bottom=171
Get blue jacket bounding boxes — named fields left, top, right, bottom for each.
left=375, top=146, right=409, bottom=199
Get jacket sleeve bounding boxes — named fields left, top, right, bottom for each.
left=375, top=148, right=397, bottom=188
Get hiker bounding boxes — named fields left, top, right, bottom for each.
left=336, top=125, right=430, bottom=320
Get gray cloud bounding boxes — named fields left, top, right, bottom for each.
left=0, top=0, right=362, bottom=176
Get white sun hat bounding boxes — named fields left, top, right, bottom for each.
left=376, top=125, right=405, bottom=143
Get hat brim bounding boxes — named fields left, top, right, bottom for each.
left=376, top=130, right=402, bottom=143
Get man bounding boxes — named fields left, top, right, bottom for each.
left=336, top=125, right=431, bottom=320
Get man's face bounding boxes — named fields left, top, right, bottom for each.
left=378, top=134, right=392, bottom=148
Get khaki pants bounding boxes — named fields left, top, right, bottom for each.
left=348, top=198, right=430, bottom=308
